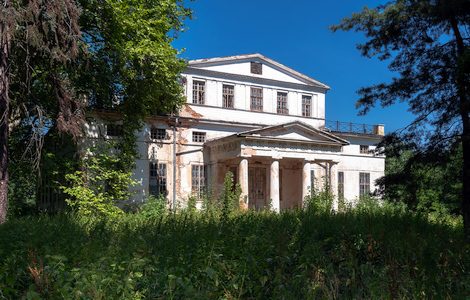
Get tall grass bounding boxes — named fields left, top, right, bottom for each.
left=0, top=203, right=468, bottom=299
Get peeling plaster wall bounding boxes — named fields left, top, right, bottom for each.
left=82, top=115, right=384, bottom=206
left=280, top=165, right=302, bottom=209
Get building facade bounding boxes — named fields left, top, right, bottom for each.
left=84, top=54, right=385, bottom=210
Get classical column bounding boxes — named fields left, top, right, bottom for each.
left=329, top=162, right=338, bottom=210
left=270, top=160, right=280, bottom=212
left=210, top=162, right=218, bottom=195
left=302, top=160, right=311, bottom=204
left=239, top=158, right=249, bottom=209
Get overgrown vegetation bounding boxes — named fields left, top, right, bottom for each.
left=1, top=0, right=194, bottom=223
left=0, top=199, right=467, bottom=299
left=379, top=143, right=463, bottom=219
left=61, top=142, right=137, bottom=217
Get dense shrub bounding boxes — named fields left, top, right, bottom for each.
left=1, top=203, right=468, bottom=299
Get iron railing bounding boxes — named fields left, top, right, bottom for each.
left=325, top=120, right=375, bottom=135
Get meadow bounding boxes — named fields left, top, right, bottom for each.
left=0, top=202, right=468, bottom=299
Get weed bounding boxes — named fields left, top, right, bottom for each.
left=0, top=202, right=468, bottom=299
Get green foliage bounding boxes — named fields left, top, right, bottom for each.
left=61, top=142, right=137, bottom=216
left=77, top=0, right=192, bottom=113
left=3, top=0, right=193, bottom=221
left=74, top=0, right=194, bottom=172
left=330, top=0, right=470, bottom=234
left=139, top=194, right=167, bottom=217
left=0, top=206, right=468, bottom=299
left=221, top=171, right=242, bottom=218
left=379, top=143, right=463, bottom=217
left=304, top=177, right=334, bottom=212
left=354, top=194, right=383, bottom=214
left=186, top=195, right=198, bottom=212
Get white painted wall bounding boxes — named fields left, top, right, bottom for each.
left=184, top=74, right=326, bottom=119
left=81, top=55, right=384, bottom=207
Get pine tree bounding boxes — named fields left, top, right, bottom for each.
left=0, top=0, right=82, bottom=223
left=330, top=0, right=470, bottom=236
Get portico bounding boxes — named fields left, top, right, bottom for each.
left=205, top=121, right=348, bottom=210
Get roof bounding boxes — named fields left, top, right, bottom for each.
left=188, top=53, right=330, bottom=90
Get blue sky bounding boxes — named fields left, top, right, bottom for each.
left=172, top=0, right=415, bottom=133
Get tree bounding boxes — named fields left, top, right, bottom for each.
left=1, top=0, right=193, bottom=223
left=74, top=0, right=192, bottom=170
left=378, top=143, right=462, bottom=216
left=1, top=0, right=82, bottom=224
left=330, top=0, right=470, bottom=235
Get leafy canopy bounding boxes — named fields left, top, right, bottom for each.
left=329, top=0, right=470, bottom=235
left=3, top=0, right=193, bottom=219
left=330, top=0, right=470, bottom=152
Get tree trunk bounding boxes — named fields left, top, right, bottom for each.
left=0, top=16, right=11, bottom=224
left=462, top=117, right=470, bottom=239
left=450, top=15, right=470, bottom=239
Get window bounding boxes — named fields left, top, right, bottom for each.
left=277, top=92, right=288, bottom=114
left=151, top=128, right=167, bottom=140
left=192, top=165, right=206, bottom=198
left=359, top=173, right=370, bottom=197
left=251, top=87, right=263, bottom=111
left=223, top=85, right=234, bottom=108
left=360, top=145, right=369, bottom=154
left=192, top=132, right=206, bottom=143
left=302, top=95, right=312, bottom=117
left=251, top=62, right=262, bottom=75
left=338, top=172, right=344, bottom=201
left=107, top=124, right=123, bottom=136
left=150, top=163, right=167, bottom=197
left=310, top=170, right=315, bottom=192
left=192, top=81, right=205, bottom=104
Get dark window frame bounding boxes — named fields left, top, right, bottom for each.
left=151, top=128, right=168, bottom=140
left=223, top=84, right=234, bottom=108
left=192, top=165, right=206, bottom=198
left=359, top=172, right=370, bottom=197
left=302, top=95, right=312, bottom=117
left=192, top=132, right=206, bottom=143
left=149, top=163, right=167, bottom=198
left=250, top=87, right=263, bottom=111
left=277, top=92, right=288, bottom=114
left=107, top=124, right=123, bottom=137
left=338, top=171, right=344, bottom=201
left=360, top=145, right=369, bottom=154
left=310, top=170, right=315, bottom=192
left=192, top=80, right=205, bottom=105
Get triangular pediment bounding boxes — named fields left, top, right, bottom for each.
left=187, top=54, right=329, bottom=90
left=238, top=121, right=349, bottom=146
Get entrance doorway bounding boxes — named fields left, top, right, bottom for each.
left=249, top=167, right=267, bottom=210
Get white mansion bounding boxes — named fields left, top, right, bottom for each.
left=85, top=54, right=385, bottom=210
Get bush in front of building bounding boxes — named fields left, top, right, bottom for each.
left=61, top=142, right=137, bottom=217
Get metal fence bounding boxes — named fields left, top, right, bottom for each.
left=325, top=120, right=375, bottom=135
